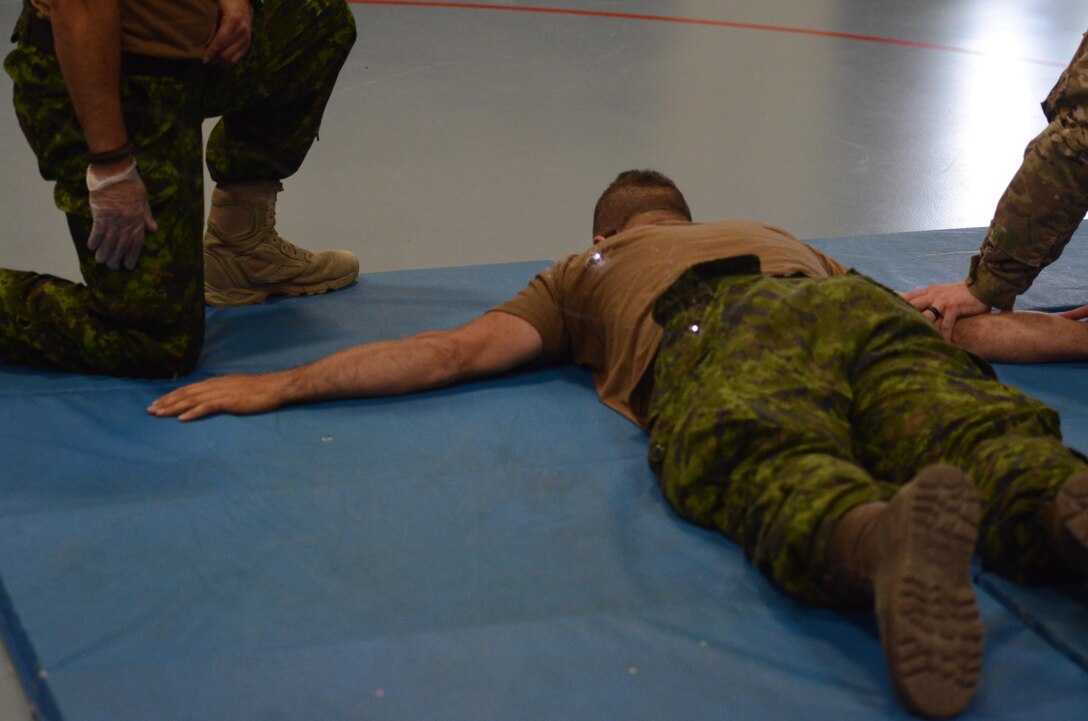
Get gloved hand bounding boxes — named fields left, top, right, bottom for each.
left=86, top=160, right=159, bottom=270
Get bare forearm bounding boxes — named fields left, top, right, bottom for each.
left=148, top=333, right=467, bottom=421
left=148, top=312, right=544, bottom=422
left=51, top=0, right=127, bottom=156
left=277, top=331, right=469, bottom=406
left=953, top=311, right=1088, bottom=363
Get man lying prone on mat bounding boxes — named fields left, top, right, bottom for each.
left=150, top=170, right=1088, bottom=720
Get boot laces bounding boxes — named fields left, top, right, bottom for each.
left=264, top=196, right=312, bottom=261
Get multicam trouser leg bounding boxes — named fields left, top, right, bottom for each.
left=647, top=258, right=1088, bottom=604
left=0, top=1, right=356, bottom=376
left=971, top=30, right=1088, bottom=309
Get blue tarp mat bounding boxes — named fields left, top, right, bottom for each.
left=1, top=230, right=1086, bottom=721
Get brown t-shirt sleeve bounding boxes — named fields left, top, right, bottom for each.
left=490, top=261, right=573, bottom=362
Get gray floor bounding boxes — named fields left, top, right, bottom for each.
left=0, top=1, right=1085, bottom=278
left=0, top=1, right=1085, bottom=718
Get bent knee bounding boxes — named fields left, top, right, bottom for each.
left=113, top=305, right=204, bottom=378
left=142, top=329, right=203, bottom=378
left=307, top=0, right=358, bottom=45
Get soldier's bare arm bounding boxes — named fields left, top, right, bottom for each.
left=148, top=311, right=546, bottom=421
left=951, top=311, right=1088, bottom=363
left=52, top=0, right=157, bottom=270
left=51, top=0, right=127, bottom=162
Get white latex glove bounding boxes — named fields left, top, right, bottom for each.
left=86, top=160, right=159, bottom=270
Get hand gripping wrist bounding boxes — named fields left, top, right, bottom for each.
left=86, top=159, right=139, bottom=193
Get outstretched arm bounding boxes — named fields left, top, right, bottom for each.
left=951, top=311, right=1088, bottom=363
left=148, top=311, right=544, bottom=421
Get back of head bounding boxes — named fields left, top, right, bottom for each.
left=592, top=169, right=692, bottom=237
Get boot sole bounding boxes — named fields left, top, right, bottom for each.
left=1053, top=472, right=1088, bottom=575
left=874, top=465, right=983, bottom=719
left=204, top=273, right=357, bottom=308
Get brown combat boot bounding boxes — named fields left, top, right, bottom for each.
left=826, top=466, right=983, bottom=719
left=1047, top=472, right=1088, bottom=576
left=203, top=182, right=359, bottom=307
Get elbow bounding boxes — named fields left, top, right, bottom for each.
left=1033, top=113, right=1088, bottom=168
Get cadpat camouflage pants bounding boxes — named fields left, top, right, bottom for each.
left=647, top=257, right=1087, bottom=605
left=0, top=0, right=356, bottom=376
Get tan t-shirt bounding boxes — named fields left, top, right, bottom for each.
left=492, top=220, right=850, bottom=427
left=29, top=0, right=218, bottom=60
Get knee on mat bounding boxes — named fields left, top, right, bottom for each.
left=117, top=325, right=203, bottom=378
left=105, top=303, right=205, bottom=378
left=150, top=328, right=202, bottom=378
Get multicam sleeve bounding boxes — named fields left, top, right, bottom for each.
left=968, top=31, right=1088, bottom=310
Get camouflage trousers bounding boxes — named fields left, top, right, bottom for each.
left=647, top=257, right=1088, bottom=605
left=0, top=0, right=356, bottom=376
left=974, top=29, right=1088, bottom=308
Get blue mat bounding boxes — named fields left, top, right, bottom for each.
left=1, top=230, right=1087, bottom=721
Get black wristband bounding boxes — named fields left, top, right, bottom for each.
left=87, top=141, right=136, bottom=165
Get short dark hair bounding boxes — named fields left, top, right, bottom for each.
left=592, top=169, right=692, bottom=237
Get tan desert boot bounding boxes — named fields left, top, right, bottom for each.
left=204, top=181, right=359, bottom=307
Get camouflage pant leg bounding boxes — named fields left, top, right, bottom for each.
left=1, top=42, right=205, bottom=377
left=973, top=30, right=1088, bottom=308
left=648, top=260, right=899, bottom=605
left=848, top=288, right=1088, bottom=584
left=202, top=0, right=357, bottom=183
